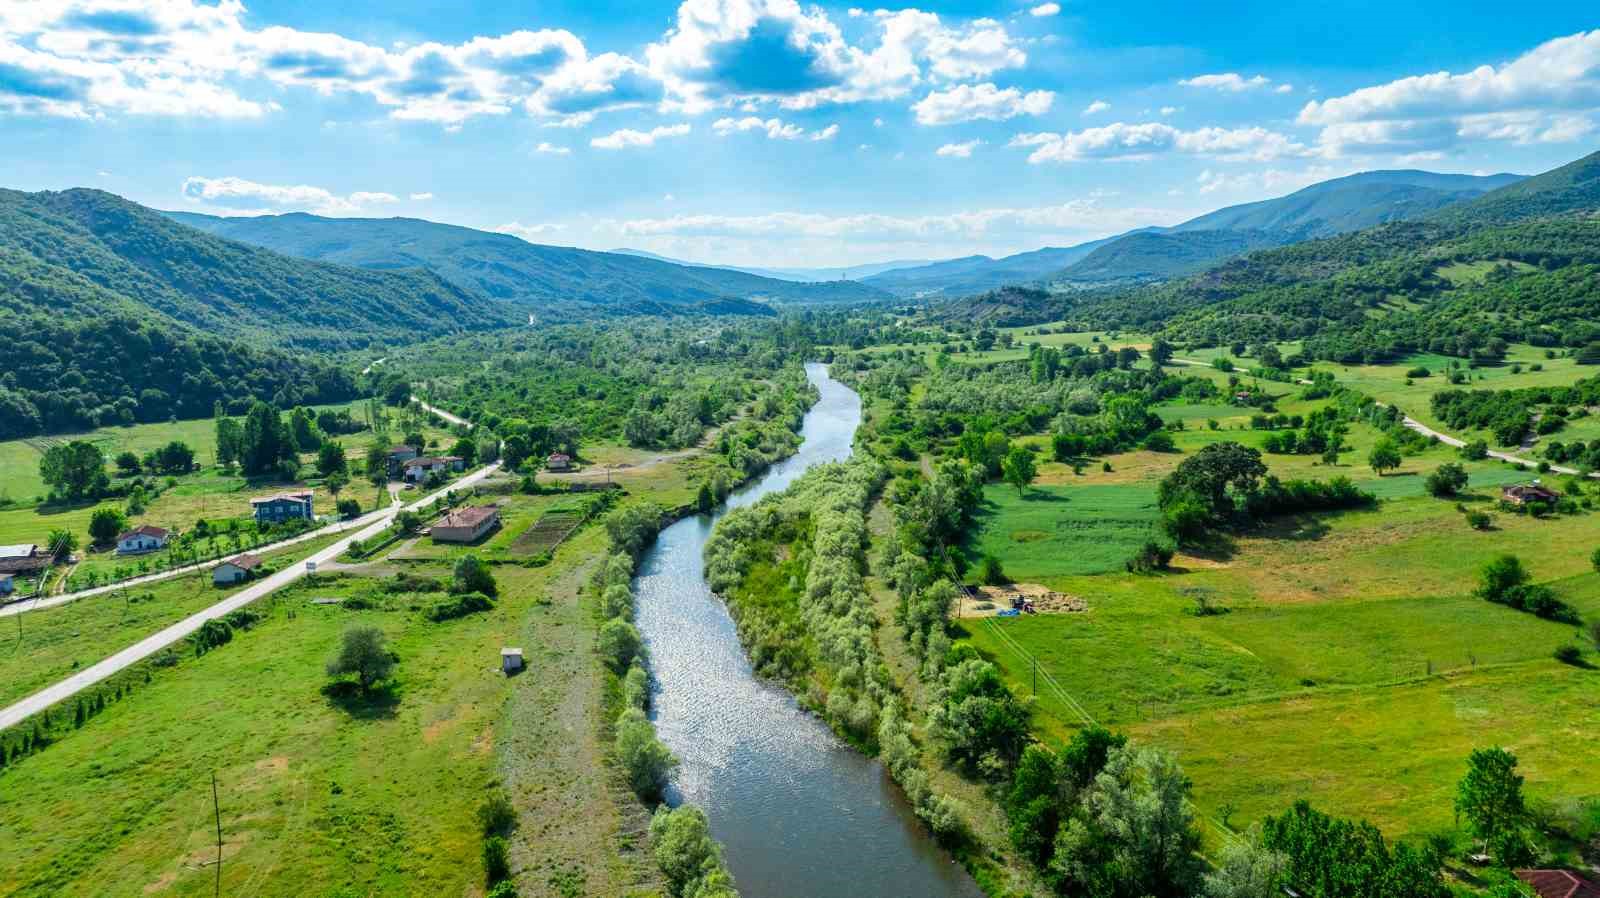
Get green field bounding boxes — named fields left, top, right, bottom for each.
left=968, top=482, right=1160, bottom=578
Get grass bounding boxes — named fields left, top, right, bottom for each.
left=968, top=482, right=1160, bottom=578
left=0, top=530, right=346, bottom=710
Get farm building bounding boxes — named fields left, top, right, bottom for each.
left=213, top=554, right=263, bottom=586
left=432, top=505, right=501, bottom=543
left=546, top=452, right=572, bottom=472
left=116, top=525, right=170, bottom=555
left=384, top=445, right=420, bottom=477
left=1516, top=870, right=1600, bottom=898
left=1502, top=482, right=1561, bottom=506
left=501, top=648, right=523, bottom=674
left=0, top=544, right=48, bottom=577
left=251, top=491, right=315, bottom=523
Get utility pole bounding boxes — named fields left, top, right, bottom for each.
left=1032, top=658, right=1037, bottom=697
left=211, top=771, right=223, bottom=898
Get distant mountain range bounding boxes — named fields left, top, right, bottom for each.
left=609, top=248, right=932, bottom=283
left=860, top=169, right=1525, bottom=298
left=165, top=212, right=890, bottom=315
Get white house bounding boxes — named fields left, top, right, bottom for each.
left=213, top=553, right=263, bottom=586
left=402, top=457, right=452, bottom=483
left=116, top=525, right=171, bottom=555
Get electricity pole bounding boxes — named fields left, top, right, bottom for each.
left=211, top=771, right=223, bottom=897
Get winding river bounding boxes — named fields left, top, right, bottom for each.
left=633, top=363, right=981, bottom=898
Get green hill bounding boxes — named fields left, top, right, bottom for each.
left=1056, top=229, right=1290, bottom=284
left=165, top=211, right=890, bottom=313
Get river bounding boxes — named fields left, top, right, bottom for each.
left=632, top=362, right=981, bottom=898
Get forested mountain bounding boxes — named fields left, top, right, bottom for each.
left=1057, top=151, right=1600, bottom=362
left=3, top=189, right=507, bottom=349
left=167, top=211, right=890, bottom=312
left=873, top=169, right=1520, bottom=296
left=609, top=248, right=932, bottom=283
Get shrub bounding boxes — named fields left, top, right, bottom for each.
left=483, top=835, right=510, bottom=884
left=1466, top=511, right=1493, bottom=530
left=325, top=626, right=395, bottom=693
left=1426, top=463, right=1470, bottom=498
left=598, top=618, right=642, bottom=672
left=977, top=554, right=1008, bottom=586
left=1125, top=539, right=1174, bottom=574
left=425, top=591, right=494, bottom=622
left=477, top=792, right=516, bottom=836
left=451, top=555, right=497, bottom=596
left=1554, top=645, right=1584, bottom=666
left=623, top=663, right=650, bottom=711
left=1460, top=440, right=1489, bottom=461
left=616, top=709, right=676, bottom=801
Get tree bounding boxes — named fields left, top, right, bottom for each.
left=40, top=441, right=107, bottom=500
left=365, top=444, right=390, bottom=485
left=1001, top=446, right=1037, bottom=496
left=115, top=451, right=141, bottom=475
left=88, top=508, right=127, bottom=546
left=1203, top=833, right=1288, bottom=898
left=449, top=437, right=477, bottom=466
left=215, top=402, right=243, bottom=469
left=1591, top=546, right=1600, bottom=574
left=650, top=805, right=730, bottom=897
left=325, top=626, right=395, bottom=693
left=1476, top=554, right=1529, bottom=603
left=1456, top=747, right=1528, bottom=856
left=599, top=619, right=642, bottom=672
left=316, top=441, right=348, bottom=477
left=47, top=529, right=77, bottom=559
left=1368, top=438, right=1402, bottom=476
left=1148, top=338, right=1174, bottom=367
left=1425, top=462, right=1469, bottom=497
left=1158, top=442, right=1268, bottom=520
left=151, top=440, right=195, bottom=474
left=288, top=406, right=321, bottom=452
left=617, top=708, right=676, bottom=801
left=239, top=401, right=294, bottom=476
left=451, top=554, right=497, bottom=597
left=1460, top=439, right=1489, bottom=461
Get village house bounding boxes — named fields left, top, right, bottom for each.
left=212, top=553, right=264, bottom=586
left=1516, top=870, right=1600, bottom=898
left=442, top=455, right=466, bottom=472
left=402, top=456, right=453, bottom=483
left=116, top=525, right=170, bottom=555
left=384, top=445, right=420, bottom=478
left=431, top=505, right=501, bottom=543
left=251, top=490, right=315, bottom=524
left=546, top=452, right=572, bottom=472
left=1502, top=482, right=1561, bottom=506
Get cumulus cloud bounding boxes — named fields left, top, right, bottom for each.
left=645, top=1, right=1027, bottom=111
left=1009, top=121, right=1310, bottom=163
left=1029, top=3, right=1061, bottom=17
left=496, top=221, right=567, bottom=241
left=912, top=82, right=1053, bottom=125
left=1180, top=73, right=1273, bottom=92
left=1299, top=29, right=1600, bottom=153
left=590, top=122, right=692, bottom=149
left=535, top=141, right=572, bottom=154
left=713, top=115, right=804, bottom=138
left=181, top=176, right=400, bottom=215
left=1083, top=99, right=1109, bottom=115
left=935, top=139, right=982, bottom=157
left=810, top=122, right=839, bottom=140
left=1195, top=165, right=1349, bottom=195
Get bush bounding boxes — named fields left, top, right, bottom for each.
left=1466, top=511, right=1493, bottom=530
left=325, top=626, right=395, bottom=693
left=616, top=709, right=676, bottom=801
left=425, top=591, right=494, bottom=622
left=483, top=835, right=510, bottom=884
left=451, top=554, right=497, bottom=597
left=623, top=663, right=650, bottom=711
left=1125, top=539, right=1174, bottom=573
left=598, top=618, right=642, bottom=672
left=1554, top=645, right=1584, bottom=666
left=477, top=792, right=516, bottom=835
left=977, top=554, right=1008, bottom=586
left=1426, top=463, right=1470, bottom=498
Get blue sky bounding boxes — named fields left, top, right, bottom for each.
left=2, top=1, right=1597, bottom=266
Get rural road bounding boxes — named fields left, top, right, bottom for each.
left=0, top=461, right=500, bottom=732
left=414, top=397, right=472, bottom=430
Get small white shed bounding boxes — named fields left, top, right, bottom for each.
left=500, top=647, right=524, bottom=674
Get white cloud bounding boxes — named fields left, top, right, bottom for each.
left=1180, top=73, right=1273, bottom=92
left=1275, top=83, right=1294, bottom=94
left=912, top=82, right=1053, bottom=125
left=181, top=176, right=401, bottom=215
left=1159, top=105, right=1177, bottom=116
left=1299, top=29, right=1600, bottom=154
left=1195, top=165, right=1348, bottom=195
left=1082, top=99, right=1110, bottom=115
left=1010, top=121, right=1310, bottom=163
left=409, top=192, right=434, bottom=200
left=496, top=221, right=568, bottom=241
left=935, top=139, right=982, bottom=157
left=810, top=123, right=839, bottom=140
left=535, top=141, right=571, bottom=154
left=713, top=115, right=805, bottom=139
left=1029, top=3, right=1061, bottom=17
left=590, top=122, right=691, bottom=149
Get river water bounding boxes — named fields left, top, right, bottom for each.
left=633, top=362, right=981, bottom=898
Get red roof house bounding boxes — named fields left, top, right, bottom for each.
left=1517, top=870, right=1600, bottom=898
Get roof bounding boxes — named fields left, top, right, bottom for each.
left=250, top=491, right=314, bottom=505
left=386, top=445, right=418, bottom=456
left=0, top=544, right=38, bottom=559
left=117, top=525, right=170, bottom=542
left=1504, top=483, right=1561, bottom=498
left=1517, top=870, right=1600, bottom=898
left=548, top=452, right=571, bottom=460
left=437, top=505, right=499, bottom=529
left=501, top=647, right=523, bottom=656
left=404, top=456, right=449, bottom=467
left=222, top=553, right=264, bottom=571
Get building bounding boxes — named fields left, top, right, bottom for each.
left=0, top=544, right=48, bottom=578
left=431, top=505, right=501, bottom=543
left=213, top=553, right=263, bottom=586
left=384, top=445, right=420, bottom=477
left=251, top=491, right=315, bottom=523
left=546, top=452, right=572, bottom=472
left=1516, top=870, right=1600, bottom=898
left=501, top=647, right=524, bottom=674
left=402, top=456, right=452, bottom=483
left=1502, top=482, right=1561, bottom=506
left=0, top=574, right=13, bottom=597
left=442, top=455, right=466, bottom=472
left=116, top=525, right=170, bottom=555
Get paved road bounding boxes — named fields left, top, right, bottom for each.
left=415, top=397, right=472, bottom=430
left=0, top=461, right=500, bottom=732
